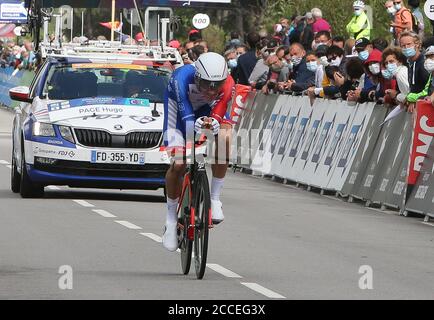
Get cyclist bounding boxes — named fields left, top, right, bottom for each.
left=162, top=52, right=235, bottom=252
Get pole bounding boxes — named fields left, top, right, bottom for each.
left=120, top=12, right=123, bottom=42
left=71, top=8, right=74, bottom=41
left=130, top=10, right=133, bottom=41
left=133, top=0, right=145, bottom=40
left=81, top=11, right=84, bottom=37
left=111, top=0, right=115, bottom=42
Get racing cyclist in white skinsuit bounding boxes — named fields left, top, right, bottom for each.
left=162, top=52, right=235, bottom=252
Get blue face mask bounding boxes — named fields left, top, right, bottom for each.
left=403, top=47, right=416, bottom=58
left=381, top=69, right=393, bottom=79
left=386, top=63, right=398, bottom=75
left=306, top=61, right=318, bottom=72
left=228, top=59, right=238, bottom=69
left=358, top=50, right=369, bottom=61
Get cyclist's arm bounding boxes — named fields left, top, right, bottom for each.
left=210, top=75, right=235, bottom=123
left=169, top=72, right=196, bottom=130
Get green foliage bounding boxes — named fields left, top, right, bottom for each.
left=202, top=25, right=226, bottom=53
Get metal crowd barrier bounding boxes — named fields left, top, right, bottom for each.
left=232, top=91, right=434, bottom=222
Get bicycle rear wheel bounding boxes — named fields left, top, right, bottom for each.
left=193, top=171, right=211, bottom=280
left=178, top=179, right=193, bottom=275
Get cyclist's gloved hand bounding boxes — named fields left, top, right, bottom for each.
left=194, top=117, right=220, bottom=135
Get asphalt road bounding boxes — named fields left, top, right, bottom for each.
left=0, top=107, right=434, bottom=300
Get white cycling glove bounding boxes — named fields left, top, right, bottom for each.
left=194, top=116, right=220, bottom=135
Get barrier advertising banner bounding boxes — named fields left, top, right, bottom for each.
left=270, top=96, right=303, bottom=178
left=371, top=112, right=412, bottom=208
left=230, top=84, right=251, bottom=126
left=340, top=106, right=387, bottom=197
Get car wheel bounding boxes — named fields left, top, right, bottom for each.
left=20, top=147, right=44, bottom=198
left=10, top=147, right=21, bottom=193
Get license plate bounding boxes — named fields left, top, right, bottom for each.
left=91, top=151, right=145, bottom=164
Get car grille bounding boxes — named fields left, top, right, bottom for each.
left=74, top=129, right=162, bottom=149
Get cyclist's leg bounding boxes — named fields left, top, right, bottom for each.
left=210, top=121, right=233, bottom=223
left=163, top=96, right=187, bottom=251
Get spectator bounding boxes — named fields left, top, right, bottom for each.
left=249, top=39, right=272, bottom=89
left=339, top=57, right=366, bottom=100
left=385, top=1, right=397, bottom=42
left=188, top=45, right=205, bottom=62
left=358, top=48, right=384, bottom=103
left=373, top=38, right=389, bottom=51
left=346, top=1, right=371, bottom=40
left=188, top=29, right=202, bottom=42
left=392, top=0, right=413, bottom=42
left=382, top=46, right=410, bottom=106
left=301, top=12, right=315, bottom=51
left=288, top=16, right=306, bottom=45
left=354, top=38, right=378, bottom=62
left=225, top=48, right=238, bottom=72
left=306, top=51, right=326, bottom=103
left=226, top=31, right=242, bottom=50
left=326, top=45, right=346, bottom=71
left=194, top=40, right=209, bottom=52
left=282, top=43, right=315, bottom=93
left=332, top=36, right=346, bottom=49
left=399, top=31, right=430, bottom=112
left=311, top=8, right=332, bottom=34
left=408, top=0, right=425, bottom=40
left=423, top=46, right=434, bottom=104
left=236, top=31, right=261, bottom=85
left=344, top=39, right=357, bottom=57
left=312, top=31, right=332, bottom=51
left=236, top=45, right=248, bottom=56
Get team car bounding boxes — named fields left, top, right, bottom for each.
left=10, top=42, right=182, bottom=198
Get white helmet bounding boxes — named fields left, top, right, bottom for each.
left=195, top=52, right=228, bottom=88
left=353, top=0, right=365, bottom=9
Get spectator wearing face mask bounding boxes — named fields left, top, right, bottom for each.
left=354, top=38, right=379, bottom=63
left=326, top=45, right=346, bottom=75
left=346, top=1, right=371, bottom=40
left=382, top=46, right=409, bottom=106
left=359, top=48, right=391, bottom=103
left=385, top=1, right=397, bottom=42
left=338, top=57, right=366, bottom=101
left=282, top=43, right=315, bottom=93
left=305, top=51, right=326, bottom=104
left=392, top=0, right=413, bottom=42
left=225, top=48, right=238, bottom=75
left=399, top=31, right=430, bottom=112
left=422, top=46, right=434, bottom=105
left=312, top=31, right=332, bottom=51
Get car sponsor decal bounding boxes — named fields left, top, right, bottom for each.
left=47, top=98, right=151, bottom=122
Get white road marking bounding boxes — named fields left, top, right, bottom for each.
left=115, top=221, right=142, bottom=230
left=73, top=200, right=95, bottom=208
left=206, top=263, right=243, bottom=278
left=47, top=186, right=60, bottom=190
left=0, top=160, right=10, bottom=165
left=92, top=209, right=117, bottom=218
left=422, top=222, right=434, bottom=227
left=141, top=233, right=162, bottom=243
left=241, top=282, right=286, bottom=299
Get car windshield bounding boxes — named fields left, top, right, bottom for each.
left=43, top=63, right=170, bottom=103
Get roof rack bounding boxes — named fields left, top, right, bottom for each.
left=40, top=40, right=183, bottom=64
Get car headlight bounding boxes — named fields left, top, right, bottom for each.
left=58, top=125, right=75, bottom=144
left=33, top=122, right=56, bottom=137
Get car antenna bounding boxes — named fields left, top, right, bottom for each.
left=152, top=102, right=159, bottom=117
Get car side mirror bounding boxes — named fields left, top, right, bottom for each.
left=9, top=86, right=33, bottom=103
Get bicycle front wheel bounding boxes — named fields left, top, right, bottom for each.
left=193, top=171, right=211, bottom=280
left=178, top=179, right=193, bottom=275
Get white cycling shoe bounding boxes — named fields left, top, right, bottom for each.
left=162, top=221, right=178, bottom=252
left=211, top=199, right=224, bottom=225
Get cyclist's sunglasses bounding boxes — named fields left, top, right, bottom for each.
left=197, top=78, right=226, bottom=91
